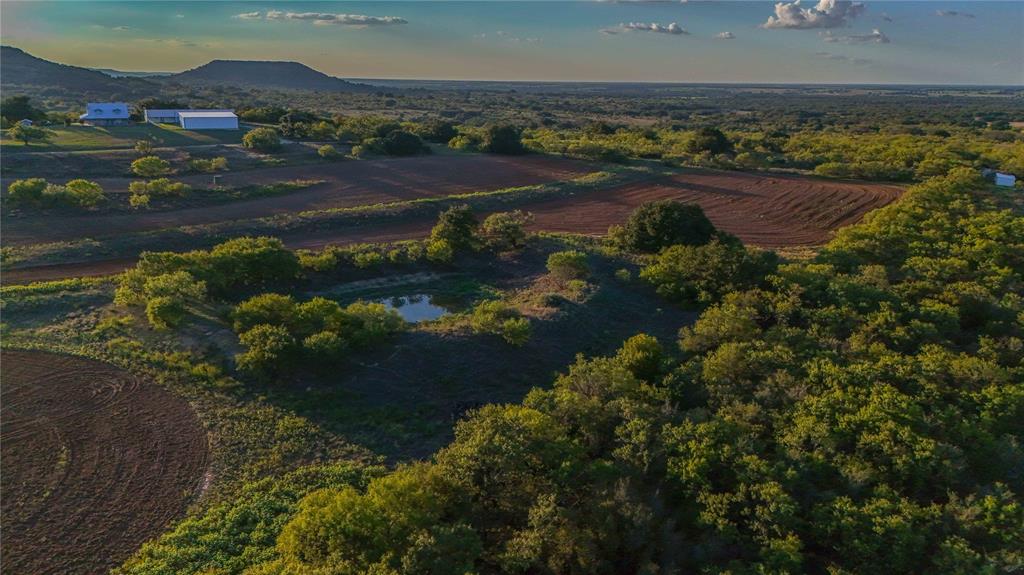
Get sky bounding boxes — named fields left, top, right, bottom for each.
left=2, top=1, right=1022, bottom=85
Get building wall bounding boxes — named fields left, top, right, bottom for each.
left=179, top=116, right=238, bottom=130
left=82, top=118, right=129, bottom=126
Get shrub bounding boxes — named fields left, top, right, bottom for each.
left=619, top=200, right=717, bottom=253
left=430, top=205, right=478, bottom=251
left=129, top=178, right=191, bottom=199
left=546, top=250, right=590, bottom=280
left=232, top=293, right=298, bottom=334
left=470, top=300, right=531, bottom=346
left=134, top=140, right=154, bottom=155
left=302, top=331, right=348, bottom=365
left=235, top=324, right=297, bottom=379
left=129, top=193, right=151, bottom=208
left=8, top=123, right=49, bottom=145
left=614, top=333, right=664, bottom=382
left=353, top=251, right=385, bottom=269
left=481, top=210, right=534, bottom=250
left=63, top=179, right=106, bottom=207
left=7, top=178, right=47, bottom=206
left=382, top=130, right=426, bottom=156
left=615, top=268, right=632, bottom=282
left=145, top=296, right=185, bottom=330
left=189, top=157, right=228, bottom=173
left=243, top=127, right=282, bottom=152
left=448, top=133, right=482, bottom=152
left=317, top=144, right=340, bottom=159
left=131, top=155, right=171, bottom=177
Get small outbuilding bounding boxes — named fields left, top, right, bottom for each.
left=177, top=111, right=238, bottom=130
left=79, top=102, right=130, bottom=126
left=18, top=118, right=33, bottom=127
left=995, top=172, right=1016, bottom=187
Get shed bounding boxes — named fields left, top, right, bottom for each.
left=79, top=102, right=130, bottom=126
left=995, top=172, right=1016, bottom=187
left=178, top=111, right=238, bottom=130
left=18, top=119, right=33, bottom=127
left=145, top=108, right=234, bottom=124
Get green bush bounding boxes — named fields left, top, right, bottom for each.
left=618, top=200, right=717, bottom=253
left=686, top=127, right=733, bottom=155
left=243, top=127, right=282, bottom=152
left=382, top=129, right=426, bottom=156
left=412, top=119, right=457, bottom=143
left=482, top=124, right=526, bottom=155
left=614, top=333, right=665, bottom=382
left=131, top=155, right=171, bottom=177
left=317, top=144, right=340, bottom=159
left=188, top=156, right=228, bottom=173
left=546, top=250, right=590, bottom=280
left=7, top=178, right=105, bottom=209
left=7, top=178, right=47, bottom=206
left=235, top=324, right=297, bottom=379
left=470, top=300, right=531, bottom=346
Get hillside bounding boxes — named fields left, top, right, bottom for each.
left=0, top=46, right=156, bottom=98
left=164, top=60, right=370, bottom=92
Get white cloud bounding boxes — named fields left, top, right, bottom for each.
left=235, top=11, right=262, bottom=20
left=262, top=11, right=407, bottom=26
left=605, top=22, right=689, bottom=35
left=821, top=28, right=889, bottom=44
left=715, top=31, right=735, bottom=39
left=936, top=10, right=975, bottom=19
left=113, top=25, right=131, bottom=31
left=815, top=51, right=873, bottom=65
left=763, top=0, right=865, bottom=29
left=174, top=14, right=185, bottom=19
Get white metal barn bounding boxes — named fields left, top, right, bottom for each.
left=995, top=172, right=1016, bottom=187
left=177, top=111, right=239, bottom=130
left=144, top=109, right=235, bottom=124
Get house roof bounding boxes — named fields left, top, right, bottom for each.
left=177, top=111, right=238, bottom=119
left=145, top=109, right=234, bottom=117
left=80, top=102, right=130, bottom=120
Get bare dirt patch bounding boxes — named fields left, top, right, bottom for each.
left=522, top=169, right=904, bottom=247
left=0, top=350, right=209, bottom=575
left=2, top=154, right=589, bottom=246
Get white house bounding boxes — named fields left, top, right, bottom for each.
left=144, top=109, right=237, bottom=130
left=995, top=172, right=1016, bottom=188
left=178, top=111, right=238, bottom=130
left=80, top=102, right=130, bottom=126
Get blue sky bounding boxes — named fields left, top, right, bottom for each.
left=2, top=1, right=1022, bottom=84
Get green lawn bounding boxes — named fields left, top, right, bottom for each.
left=0, top=123, right=244, bottom=153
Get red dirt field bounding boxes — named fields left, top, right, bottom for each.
left=0, top=169, right=902, bottom=285
left=0, top=350, right=209, bottom=575
left=1, top=154, right=590, bottom=246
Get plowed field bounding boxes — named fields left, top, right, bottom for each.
left=0, top=350, right=209, bottom=575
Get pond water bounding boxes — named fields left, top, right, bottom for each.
left=375, top=293, right=465, bottom=323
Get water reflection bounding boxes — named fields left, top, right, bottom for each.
left=377, top=293, right=463, bottom=323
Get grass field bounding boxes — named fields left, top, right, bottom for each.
left=0, top=123, right=244, bottom=152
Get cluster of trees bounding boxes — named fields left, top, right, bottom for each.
left=188, top=156, right=228, bottom=173
left=116, top=236, right=301, bottom=328
left=6, top=177, right=105, bottom=209
left=468, top=300, right=531, bottom=346
left=231, top=293, right=404, bottom=380
left=122, top=168, right=1022, bottom=574
left=524, top=125, right=1023, bottom=181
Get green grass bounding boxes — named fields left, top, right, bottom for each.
left=0, top=124, right=243, bottom=152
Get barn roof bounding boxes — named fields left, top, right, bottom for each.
left=80, top=102, right=130, bottom=120
left=177, top=111, right=238, bottom=118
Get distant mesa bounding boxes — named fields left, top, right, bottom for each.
left=164, top=59, right=372, bottom=92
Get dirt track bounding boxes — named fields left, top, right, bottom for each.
left=2, top=154, right=589, bottom=246
left=0, top=350, right=209, bottom=575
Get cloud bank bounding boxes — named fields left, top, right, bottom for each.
left=237, top=11, right=407, bottom=26
left=603, top=21, right=689, bottom=35
left=763, top=0, right=865, bottom=29
left=936, top=10, right=975, bottom=19
left=822, top=28, right=889, bottom=44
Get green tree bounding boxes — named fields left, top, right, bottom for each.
left=243, top=127, right=282, bottom=152
left=63, top=179, right=106, bottom=207
left=430, top=204, right=479, bottom=251
left=483, top=124, right=526, bottom=155
left=641, top=239, right=778, bottom=307
left=618, top=200, right=717, bottom=253
left=481, top=210, right=534, bottom=250
left=317, top=144, right=340, bottom=159
left=0, top=95, right=42, bottom=121
left=382, top=129, right=426, bottom=156
left=235, top=324, right=297, bottom=379
left=687, top=127, right=733, bottom=155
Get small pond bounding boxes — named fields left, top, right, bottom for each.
left=375, top=293, right=467, bottom=323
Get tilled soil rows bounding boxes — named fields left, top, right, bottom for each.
left=0, top=350, right=209, bottom=575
